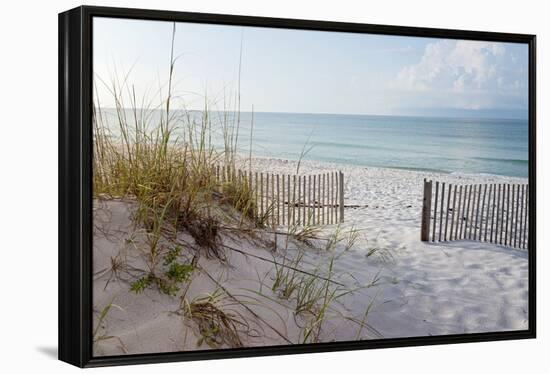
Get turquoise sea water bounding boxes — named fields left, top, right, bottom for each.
left=99, top=110, right=529, bottom=178
left=232, top=112, right=528, bottom=178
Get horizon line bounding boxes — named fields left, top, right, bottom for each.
left=98, top=106, right=528, bottom=121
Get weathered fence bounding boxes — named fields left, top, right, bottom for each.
left=421, top=179, right=529, bottom=249
left=215, top=165, right=344, bottom=226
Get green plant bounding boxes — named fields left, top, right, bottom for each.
left=166, top=262, right=194, bottom=283
left=130, top=247, right=194, bottom=296
left=130, top=274, right=154, bottom=294
left=163, top=245, right=182, bottom=266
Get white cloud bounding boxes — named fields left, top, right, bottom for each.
left=394, top=40, right=502, bottom=91
left=390, top=40, right=527, bottom=110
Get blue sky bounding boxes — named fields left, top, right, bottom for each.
left=93, top=17, right=529, bottom=119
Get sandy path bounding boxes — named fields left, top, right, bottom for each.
left=244, top=157, right=529, bottom=337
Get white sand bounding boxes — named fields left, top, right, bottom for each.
left=93, top=157, right=529, bottom=356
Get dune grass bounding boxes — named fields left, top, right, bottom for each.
left=93, top=299, right=128, bottom=354
left=180, top=289, right=247, bottom=348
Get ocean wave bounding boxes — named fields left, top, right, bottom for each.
left=472, top=157, right=528, bottom=164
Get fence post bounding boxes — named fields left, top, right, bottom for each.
left=298, top=175, right=302, bottom=225
left=287, top=175, right=291, bottom=225
left=439, top=183, right=445, bottom=242
left=444, top=183, right=452, bottom=241
left=339, top=171, right=345, bottom=223
left=421, top=179, right=432, bottom=241
left=303, top=176, right=307, bottom=225
left=331, top=172, right=335, bottom=224
left=276, top=174, right=280, bottom=226
left=308, top=175, right=312, bottom=225
left=449, top=184, right=457, bottom=240
left=523, top=184, right=531, bottom=249
left=317, top=174, right=321, bottom=225
left=519, top=184, right=525, bottom=248
left=455, top=185, right=462, bottom=240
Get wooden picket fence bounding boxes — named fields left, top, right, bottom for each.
left=214, top=165, right=344, bottom=227
left=421, top=179, right=529, bottom=249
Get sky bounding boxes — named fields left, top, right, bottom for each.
left=93, top=17, right=529, bottom=119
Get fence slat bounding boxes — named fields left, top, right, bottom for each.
left=504, top=184, right=510, bottom=245
left=458, top=186, right=468, bottom=239
left=311, top=175, right=316, bottom=225
left=322, top=174, right=326, bottom=225
left=292, top=174, right=296, bottom=225
left=523, top=184, right=531, bottom=249
left=467, top=184, right=474, bottom=239
left=514, top=184, right=520, bottom=248
left=302, top=176, right=307, bottom=225
left=502, top=183, right=506, bottom=244
left=339, top=171, right=345, bottom=223
left=253, top=172, right=257, bottom=218
left=317, top=174, right=321, bottom=225
left=496, top=183, right=500, bottom=243
left=259, top=173, right=264, bottom=219
left=268, top=173, right=272, bottom=224
left=421, top=179, right=432, bottom=241
left=449, top=185, right=457, bottom=240
left=473, top=184, right=481, bottom=240
left=271, top=173, right=275, bottom=227
left=508, top=184, right=512, bottom=246
left=490, top=184, right=497, bottom=243
left=298, top=175, right=305, bottom=225
left=319, top=174, right=323, bottom=225
left=485, top=183, right=492, bottom=242
left=432, top=181, right=439, bottom=242
left=287, top=175, right=291, bottom=225
left=282, top=174, right=285, bottom=224
left=444, top=184, right=452, bottom=241
left=518, top=184, right=525, bottom=248
left=512, top=184, right=516, bottom=246
left=479, top=184, right=487, bottom=241
left=307, top=175, right=311, bottom=225
left=326, top=173, right=329, bottom=224
left=463, top=185, right=471, bottom=239
left=331, top=172, right=335, bottom=224
left=455, top=185, right=462, bottom=240
left=439, top=183, right=445, bottom=242
left=276, top=174, right=280, bottom=225
left=334, top=172, right=338, bottom=223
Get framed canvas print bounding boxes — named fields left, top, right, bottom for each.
left=59, top=5, right=536, bottom=368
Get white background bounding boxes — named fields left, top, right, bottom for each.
left=0, top=0, right=546, bottom=372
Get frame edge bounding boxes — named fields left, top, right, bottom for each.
left=59, top=6, right=93, bottom=368
left=59, top=5, right=537, bottom=368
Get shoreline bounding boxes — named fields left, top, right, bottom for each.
left=232, top=153, right=529, bottom=183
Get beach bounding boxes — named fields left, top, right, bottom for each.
left=92, top=156, right=528, bottom=355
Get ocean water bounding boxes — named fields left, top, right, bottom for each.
left=232, top=112, right=529, bottom=178
left=98, top=110, right=529, bottom=178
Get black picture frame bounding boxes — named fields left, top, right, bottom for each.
left=59, top=5, right=537, bottom=368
